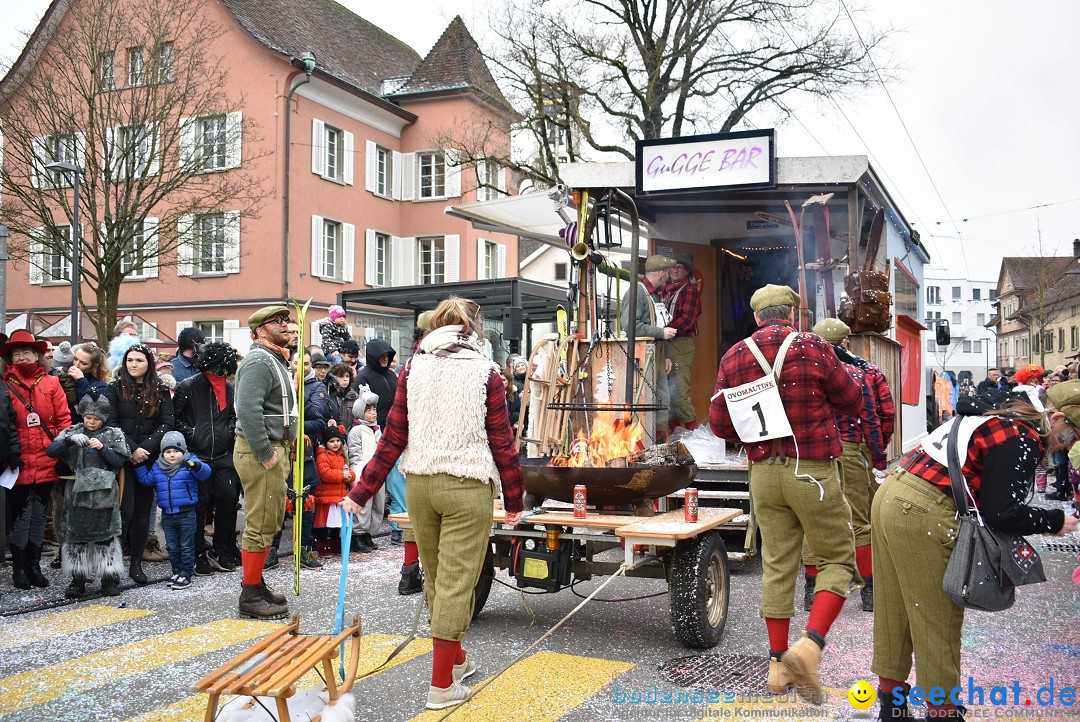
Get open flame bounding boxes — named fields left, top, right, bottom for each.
left=549, top=412, right=645, bottom=468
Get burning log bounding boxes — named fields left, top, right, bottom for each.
left=627, top=441, right=695, bottom=467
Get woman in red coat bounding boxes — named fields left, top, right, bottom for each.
left=3, top=330, right=72, bottom=589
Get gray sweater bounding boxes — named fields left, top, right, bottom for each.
left=234, top=344, right=298, bottom=463
left=620, top=280, right=667, bottom=340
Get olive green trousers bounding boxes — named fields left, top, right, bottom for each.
left=234, top=436, right=289, bottom=551
left=667, top=335, right=697, bottom=424
left=407, top=472, right=495, bottom=642
left=750, top=457, right=855, bottom=618
left=871, top=468, right=963, bottom=692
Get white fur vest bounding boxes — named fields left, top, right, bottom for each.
left=399, top=354, right=500, bottom=484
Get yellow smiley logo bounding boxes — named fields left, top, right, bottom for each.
left=848, top=680, right=876, bottom=710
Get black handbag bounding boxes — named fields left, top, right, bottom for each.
left=942, top=419, right=1046, bottom=611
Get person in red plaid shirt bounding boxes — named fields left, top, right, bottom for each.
left=341, top=296, right=523, bottom=711
left=662, top=252, right=703, bottom=433
left=709, top=284, right=863, bottom=705
left=802, top=318, right=888, bottom=614
left=871, top=387, right=1076, bottom=720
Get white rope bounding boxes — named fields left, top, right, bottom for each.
left=437, top=564, right=631, bottom=720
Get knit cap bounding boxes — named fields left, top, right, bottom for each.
left=75, top=390, right=110, bottom=421
left=352, top=385, right=379, bottom=419
left=53, top=341, right=76, bottom=368
left=160, top=431, right=188, bottom=454
left=321, top=425, right=345, bottom=446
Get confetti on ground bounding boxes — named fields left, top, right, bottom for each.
left=0, top=604, right=153, bottom=651
left=408, top=651, right=634, bottom=722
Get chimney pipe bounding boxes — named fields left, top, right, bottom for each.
left=1074, top=238, right=1080, bottom=259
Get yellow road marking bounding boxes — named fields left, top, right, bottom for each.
left=0, top=604, right=153, bottom=651
left=0, top=618, right=275, bottom=716
left=409, top=651, right=634, bottom=722
left=127, top=633, right=432, bottom=722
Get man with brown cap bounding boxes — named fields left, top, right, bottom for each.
left=233, top=305, right=297, bottom=619
left=709, top=285, right=863, bottom=705
left=662, top=252, right=703, bottom=433
left=620, top=255, right=677, bottom=434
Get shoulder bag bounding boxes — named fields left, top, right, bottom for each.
left=942, top=419, right=1046, bottom=611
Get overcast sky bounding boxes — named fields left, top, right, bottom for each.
left=3, top=0, right=1078, bottom=285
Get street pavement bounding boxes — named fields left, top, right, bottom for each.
left=1, top=493, right=1077, bottom=722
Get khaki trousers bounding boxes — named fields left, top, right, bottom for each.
left=871, top=468, right=963, bottom=691
left=234, top=436, right=289, bottom=551
left=667, top=335, right=697, bottom=424
left=860, top=442, right=880, bottom=508
left=750, top=457, right=855, bottom=618
left=840, top=442, right=874, bottom=546
left=407, top=472, right=495, bottom=642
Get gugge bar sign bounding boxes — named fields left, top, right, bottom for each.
left=636, top=129, right=776, bottom=195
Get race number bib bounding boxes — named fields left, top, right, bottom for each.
left=920, top=415, right=993, bottom=468
left=722, top=375, right=793, bottom=442
left=654, top=300, right=673, bottom=328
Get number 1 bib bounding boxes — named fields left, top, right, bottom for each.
left=717, top=332, right=798, bottom=442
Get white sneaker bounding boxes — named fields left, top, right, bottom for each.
left=453, top=655, right=477, bottom=683
left=426, top=681, right=471, bottom=710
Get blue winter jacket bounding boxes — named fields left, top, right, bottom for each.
left=134, top=458, right=211, bottom=514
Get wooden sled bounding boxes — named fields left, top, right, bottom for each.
left=191, top=613, right=362, bottom=722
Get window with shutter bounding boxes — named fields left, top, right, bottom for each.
left=419, top=236, right=445, bottom=284
left=418, top=152, right=445, bottom=198
left=367, top=230, right=390, bottom=286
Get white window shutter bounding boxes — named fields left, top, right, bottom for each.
left=363, top=327, right=374, bottom=344
left=224, top=211, right=241, bottom=273
left=391, top=329, right=401, bottom=351
left=399, top=152, right=416, bottom=201
left=142, top=217, right=159, bottom=278
left=497, top=243, right=506, bottom=278
left=444, top=148, right=461, bottom=198
left=225, top=111, right=243, bottom=169
left=311, top=119, right=325, bottom=175
left=343, top=131, right=355, bottom=185
left=365, top=229, right=378, bottom=286
left=178, top=116, right=197, bottom=169
left=393, top=236, right=416, bottom=286
left=30, top=136, right=48, bottom=188
left=176, top=321, right=194, bottom=338
left=74, top=132, right=88, bottom=172
left=476, top=237, right=486, bottom=279
left=391, top=151, right=403, bottom=199
left=365, top=140, right=377, bottom=192
left=496, top=163, right=507, bottom=195
left=146, top=122, right=160, bottom=176
left=311, top=320, right=322, bottom=346
left=311, top=215, right=324, bottom=277
left=342, top=223, right=355, bottom=283
left=177, top=214, right=194, bottom=276
left=444, top=234, right=460, bottom=282
left=29, top=228, right=44, bottom=284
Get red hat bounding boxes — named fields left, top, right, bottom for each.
left=1014, top=364, right=1044, bottom=386
left=1, top=329, right=49, bottom=359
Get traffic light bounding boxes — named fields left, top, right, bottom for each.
left=936, top=320, right=951, bottom=346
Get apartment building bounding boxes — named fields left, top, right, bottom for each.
left=1, top=0, right=517, bottom=358
left=922, top=267, right=997, bottom=380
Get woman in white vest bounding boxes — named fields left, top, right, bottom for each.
left=342, top=296, right=525, bottom=710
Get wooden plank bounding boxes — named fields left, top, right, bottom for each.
left=614, top=507, right=742, bottom=540
left=523, top=511, right=639, bottom=530
left=191, top=619, right=298, bottom=693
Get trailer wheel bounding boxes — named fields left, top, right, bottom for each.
left=471, top=549, right=495, bottom=621
left=668, top=531, right=730, bottom=649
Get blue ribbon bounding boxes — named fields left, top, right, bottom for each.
left=334, top=505, right=353, bottom=680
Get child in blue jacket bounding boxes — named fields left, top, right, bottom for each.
left=135, top=431, right=210, bottom=589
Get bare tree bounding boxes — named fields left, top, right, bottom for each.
left=448, top=0, right=889, bottom=187
left=0, top=0, right=266, bottom=340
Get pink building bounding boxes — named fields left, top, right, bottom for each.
left=1, top=0, right=517, bottom=358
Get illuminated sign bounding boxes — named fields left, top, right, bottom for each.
left=635, top=129, right=775, bottom=195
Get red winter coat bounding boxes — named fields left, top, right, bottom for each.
left=314, top=446, right=353, bottom=506
left=4, top=364, right=72, bottom=484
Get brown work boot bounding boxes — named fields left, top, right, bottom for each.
left=238, top=583, right=289, bottom=620
left=258, top=577, right=287, bottom=605
left=781, top=632, right=825, bottom=705
left=766, top=657, right=794, bottom=695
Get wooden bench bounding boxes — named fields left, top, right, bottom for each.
left=191, top=614, right=362, bottom=722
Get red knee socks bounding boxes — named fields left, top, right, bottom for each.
left=456, top=645, right=466, bottom=665
left=242, top=549, right=268, bottom=585
left=404, top=541, right=419, bottom=566
left=805, top=564, right=818, bottom=577
left=432, top=637, right=460, bottom=688
left=855, top=544, right=873, bottom=578
left=807, top=591, right=845, bottom=639
left=765, top=617, right=790, bottom=655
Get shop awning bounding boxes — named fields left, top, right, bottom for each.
left=340, top=278, right=581, bottom=324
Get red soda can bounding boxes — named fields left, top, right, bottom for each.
left=573, top=485, right=587, bottom=518
left=684, top=488, right=699, bottom=523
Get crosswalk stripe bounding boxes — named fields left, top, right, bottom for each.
left=409, top=651, right=635, bottom=722
left=126, top=633, right=433, bottom=722
left=0, top=604, right=153, bottom=652
left=0, top=618, right=275, bottom=716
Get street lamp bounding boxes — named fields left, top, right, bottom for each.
left=43, top=160, right=85, bottom=344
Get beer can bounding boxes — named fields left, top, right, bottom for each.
left=573, top=484, right=588, bottom=518
left=684, top=488, right=699, bottom=523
